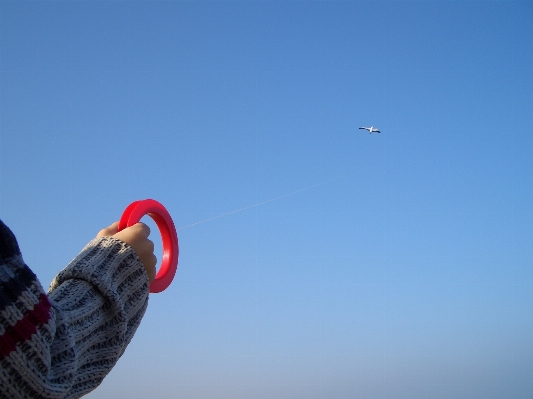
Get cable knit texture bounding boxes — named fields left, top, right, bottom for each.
left=0, top=220, right=149, bottom=398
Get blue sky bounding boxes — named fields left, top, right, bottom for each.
left=1, top=1, right=532, bottom=398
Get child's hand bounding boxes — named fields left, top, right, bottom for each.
left=97, top=222, right=157, bottom=282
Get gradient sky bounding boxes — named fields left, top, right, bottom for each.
left=1, top=1, right=532, bottom=398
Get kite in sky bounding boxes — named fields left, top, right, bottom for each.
left=359, top=126, right=381, bottom=134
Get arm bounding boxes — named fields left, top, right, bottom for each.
left=0, top=220, right=154, bottom=399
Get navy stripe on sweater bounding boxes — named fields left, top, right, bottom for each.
left=0, top=265, right=39, bottom=312
left=0, top=219, right=41, bottom=314
left=0, top=220, right=21, bottom=260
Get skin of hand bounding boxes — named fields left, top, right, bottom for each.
left=97, top=222, right=157, bottom=283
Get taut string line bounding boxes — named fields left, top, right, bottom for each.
left=176, top=178, right=335, bottom=231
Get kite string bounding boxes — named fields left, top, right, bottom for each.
left=176, top=178, right=336, bottom=231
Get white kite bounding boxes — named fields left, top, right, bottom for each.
left=359, top=126, right=381, bottom=134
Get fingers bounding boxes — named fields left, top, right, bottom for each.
left=112, top=223, right=151, bottom=253
left=97, top=221, right=157, bottom=283
left=143, top=252, right=157, bottom=282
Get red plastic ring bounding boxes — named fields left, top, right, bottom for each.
left=118, top=199, right=179, bottom=293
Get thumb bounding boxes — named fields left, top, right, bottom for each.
left=97, top=222, right=119, bottom=238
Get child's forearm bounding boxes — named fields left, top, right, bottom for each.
left=0, top=222, right=149, bottom=399
left=47, top=236, right=150, bottom=398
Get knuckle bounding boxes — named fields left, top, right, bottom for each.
left=139, top=222, right=151, bottom=236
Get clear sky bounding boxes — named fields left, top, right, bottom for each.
left=1, top=1, right=532, bottom=398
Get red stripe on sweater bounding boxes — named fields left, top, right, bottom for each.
left=0, top=293, right=52, bottom=359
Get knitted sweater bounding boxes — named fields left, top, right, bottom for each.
left=0, top=220, right=149, bottom=398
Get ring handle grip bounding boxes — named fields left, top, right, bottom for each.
left=118, top=199, right=179, bottom=293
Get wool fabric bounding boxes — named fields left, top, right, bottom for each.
left=0, top=220, right=149, bottom=398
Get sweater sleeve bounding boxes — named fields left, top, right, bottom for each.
left=0, top=220, right=149, bottom=399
